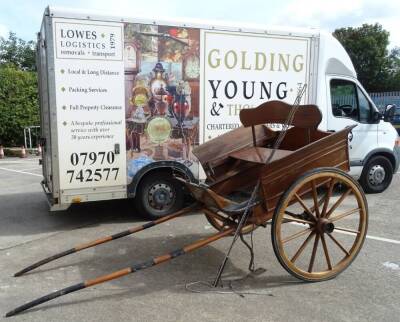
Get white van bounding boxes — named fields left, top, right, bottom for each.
left=37, top=7, right=399, bottom=218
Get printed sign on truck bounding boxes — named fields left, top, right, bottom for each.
left=53, top=19, right=126, bottom=190
left=201, top=30, right=311, bottom=142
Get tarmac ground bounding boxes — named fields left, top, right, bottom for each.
left=0, top=157, right=399, bottom=322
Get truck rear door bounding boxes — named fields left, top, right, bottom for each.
left=37, top=23, right=53, bottom=193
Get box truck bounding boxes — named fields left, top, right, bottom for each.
left=37, top=6, right=399, bottom=218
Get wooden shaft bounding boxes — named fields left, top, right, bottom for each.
left=5, top=227, right=234, bottom=318
left=14, top=205, right=197, bottom=277
left=84, top=268, right=132, bottom=287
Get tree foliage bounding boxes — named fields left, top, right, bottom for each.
left=333, top=23, right=400, bottom=92
left=0, top=64, right=39, bottom=146
left=0, top=32, right=36, bottom=71
left=387, top=47, right=400, bottom=90
left=0, top=33, right=38, bottom=146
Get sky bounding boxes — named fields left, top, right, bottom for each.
left=0, top=0, right=399, bottom=47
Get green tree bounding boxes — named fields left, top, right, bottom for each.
left=0, top=64, right=39, bottom=146
left=387, top=47, right=400, bottom=90
left=0, top=32, right=36, bottom=71
left=333, top=23, right=400, bottom=92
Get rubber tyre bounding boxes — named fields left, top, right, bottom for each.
left=359, top=155, right=393, bottom=193
left=134, top=171, right=185, bottom=220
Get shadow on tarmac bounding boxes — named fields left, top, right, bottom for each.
left=0, top=191, right=198, bottom=237
left=12, top=233, right=301, bottom=316
left=0, top=188, right=196, bottom=237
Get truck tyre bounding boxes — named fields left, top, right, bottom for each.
left=134, top=171, right=184, bottom=219
left=359, top=155, right=393, bottom=193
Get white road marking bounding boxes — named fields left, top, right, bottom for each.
left=365, top=234, right=400, bottom=244
left=383, top=261, right=400, bottom=270
left=336, top=228, right=400, bottom=245
left=290, top=222, right=400, bottom=245
left=0, top=167, right=42, bottom=177
left=19, top=167, right=41, bottom=172
left=0, top=160, right=39, bottom=164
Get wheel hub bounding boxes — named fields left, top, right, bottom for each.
left=368, top=165, right=385, bottom=185
left=315, top=218, right=335, bottom=234
left=148, top=183, right=174, bottom=210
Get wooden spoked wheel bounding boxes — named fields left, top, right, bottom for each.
left=271, top=167, right=368, bottom=282
left=204, top=210, right=257, bottom=235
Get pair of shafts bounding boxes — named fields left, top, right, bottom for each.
left=6, top=204, right=235, bottom=317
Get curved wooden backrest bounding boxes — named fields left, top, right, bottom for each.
left=239, top=100, right=322, bottom=129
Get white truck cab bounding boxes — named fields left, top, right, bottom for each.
left=316, top=32, right=399, bottom=193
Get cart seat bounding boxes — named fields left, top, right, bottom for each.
left=228, top=146, right=293, bottom=164
left=239, top=100, right=322, bottom=151
left=239, top=100, right=322, bottom=129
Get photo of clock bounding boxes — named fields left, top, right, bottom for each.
left=133, top=93, right=148, bottom=106
left=150, top=62, right=168, bottom=96
left=124, top=41, right=140, bottom=73
left=150, top=79, right=168, bottom=96
left=183, top=54, right=200, bottom=80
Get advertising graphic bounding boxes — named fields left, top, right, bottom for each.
left=123, top=23, right=200, bottom=183
left=53, top=19, right=126, bottom=189
left=201, top=30, right=310, bottom=142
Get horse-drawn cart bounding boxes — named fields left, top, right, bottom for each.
left=6, top=99, right=368, bottom=317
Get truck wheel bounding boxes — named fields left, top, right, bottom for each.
left=134, top=171, right=184, bottom=219
left=359, top=155, right=393, bottom=193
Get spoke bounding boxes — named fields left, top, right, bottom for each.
left=321, top=234, right=332, bottom=270
left=308, top=233, right=320, bottom=273
left=334, top=226, right=360, bottom=235
left=330, top=208, right=360, bottom=223
left=325, top=188, right=353, bottom=219
left=327, top=233, right=350, bottom=256
left=282, top=227, right=311, bottom=244
left=283, top=214, right=314, bottom=225
left=294, top=193, right=316, bottom=221
left=321, top=178, right=336, bottom=217
left=290, top=231, right=315, bottom=263
left=311, top=180, right=321, bottom=218
left=309, top=194, right=326, bottom=215
left=284, top=210, right=299, bottom=217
